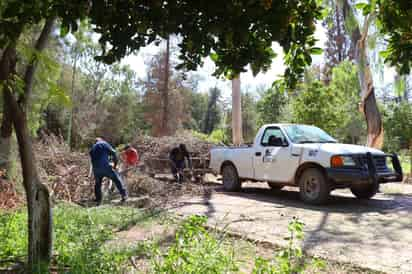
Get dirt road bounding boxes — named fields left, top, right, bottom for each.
left=172, top=182, right=412, bottom=274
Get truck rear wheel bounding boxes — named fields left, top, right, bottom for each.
left=350, top=184, right=378, bottom=199
left=267, top=182, right=283, bottom=190
left=222, top=164, right=241, bottom=191
left=298, top=168, right=330, bottom=205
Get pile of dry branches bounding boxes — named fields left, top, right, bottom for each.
left=133, top=132, right=214, bottom=160
left=0, top=176, right=24, bottom=210
left=35, top=133, right=93, bottom=203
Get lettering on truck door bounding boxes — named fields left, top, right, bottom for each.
left=253, top=127, right=299, bottom=182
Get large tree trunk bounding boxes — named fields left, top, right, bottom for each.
left=231, top=76, right=243, bottom=145
left=355, top=15, right=383, bottom=149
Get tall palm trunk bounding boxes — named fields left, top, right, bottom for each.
left=232, top=76, right=243, bottom=145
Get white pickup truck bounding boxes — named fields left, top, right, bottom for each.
left=209, top=124, right=403, bottom=204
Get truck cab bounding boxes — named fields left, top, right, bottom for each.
left=209, top=124, right=403, bottom=204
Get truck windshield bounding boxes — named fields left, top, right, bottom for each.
left=284, top=125, right=337, bottom=144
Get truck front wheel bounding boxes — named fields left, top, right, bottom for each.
left=222, top=164, right=241, bottom=191
left=298, top=168, right=330, bottom=205
left=350, top=184, right=378, bottom=199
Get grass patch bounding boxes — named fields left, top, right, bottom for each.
left=0, top=206, right=385, bottom=274
left=0, top=203, right=161, bottom=273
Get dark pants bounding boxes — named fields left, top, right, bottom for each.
left=93, top=167, right=127, bottom=202
left=171, top=160, right=185, bottom=182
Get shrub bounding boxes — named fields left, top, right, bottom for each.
left=253, top=218, right=325, bottom=274
left=152, top=215, right=238, bottom=273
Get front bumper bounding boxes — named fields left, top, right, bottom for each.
left=326, top=153, right=403, bottom=185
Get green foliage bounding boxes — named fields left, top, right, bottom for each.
left=89, top=0, right=323, bottom=86
left=328, top=61, right=364, bottom=143
left=291, top=79, right=343, bottom=136
left=257, top=83, right=288, bottom=126
left=242, top=92, right=259, bottom=143
left=189, top=92, right=209, bottom=132
left=376, top=0, right=412, bottom=75
left=192, top=129, right=228, bottom=144
left=383, top=101, right=412, bottom=152
left=0, top=209, right=28, bottom=260
left=203, top=87, right=222, bottom=134
left=1, top=0, right=324, bottom=87
left=253, top=218, right=325, bottom=274
left=290, top=62, right=364, bottom=142
left=0, top=204, right=151, bottom=273
left=152, top=215, right=238, bottom=274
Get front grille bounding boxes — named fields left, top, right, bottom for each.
left=357, top=155, right=391, bottom=172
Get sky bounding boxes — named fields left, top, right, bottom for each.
left=122, top=22, right=396, bottom=99
left=122, top=22, right=327, bottom=98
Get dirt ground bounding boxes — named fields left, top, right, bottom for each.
left=171, top=181, right=412, bottom=274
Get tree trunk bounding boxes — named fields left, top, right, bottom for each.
left=4, top=86, right=52, bottom=272
left=161, top=37, right=170, bottom=136
left=355, top=15, right=383, bottom=149
left=0, top=58, right=14, bottom=177
left=232, top=76, right=243, bottom=145
left=19, top=18, right=55, bottom=108
left=0, top=18, right=55, bottom=271
left=68, top=54, right=77, bottom=149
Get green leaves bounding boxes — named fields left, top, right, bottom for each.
left=253, top=218, right=325, bottom=274
left=376, top=0, right=412, bottom=74
left=152, top=215, right=239, bottom=273
left=310, top=47, right=323, bottom=55
left=355, top=3, right=372, bottom=16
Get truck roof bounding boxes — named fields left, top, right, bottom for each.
left=263, top=123, right=303, bottom=127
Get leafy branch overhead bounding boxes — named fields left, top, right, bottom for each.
left=375, top=0, right=412, bottom=75
left=0, top=0, right=323, bottom=87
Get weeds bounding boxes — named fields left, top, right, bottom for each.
left=151, top=215, right=238, bottom=274
left=253, top=218, right=325, bottom=274
left=1, top=206, right=326, bottom=274
left=0, top=204, right=152, bottom=273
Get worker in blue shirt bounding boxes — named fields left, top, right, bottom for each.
left=89, top=137, right=128, bottom=205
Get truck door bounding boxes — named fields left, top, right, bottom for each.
left=253, top=127, right=299, bottom=183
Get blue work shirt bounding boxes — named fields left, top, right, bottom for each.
left=89, top=141, right=118, bottom=170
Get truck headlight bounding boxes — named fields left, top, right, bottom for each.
left=331, top=155, right=356, bottom=167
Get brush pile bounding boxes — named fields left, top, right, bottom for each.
left=133, top=132, right=216, bottom=172
left=35, top=133, right=93, bottom=203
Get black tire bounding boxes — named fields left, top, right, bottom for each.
left=267, top=182, right=284, bottom=190
left=298, top=168, right=330, bottom=205
left=350, top=184, right=378, bottom=199
left=222, top=164, right=241, bottom=191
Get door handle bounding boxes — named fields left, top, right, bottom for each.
left=255, top=152, right=262, bottom=156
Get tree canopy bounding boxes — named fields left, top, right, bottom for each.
left=376, top=0, right=412, bottom=74
left=1, top=0, right=323, bottom=86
